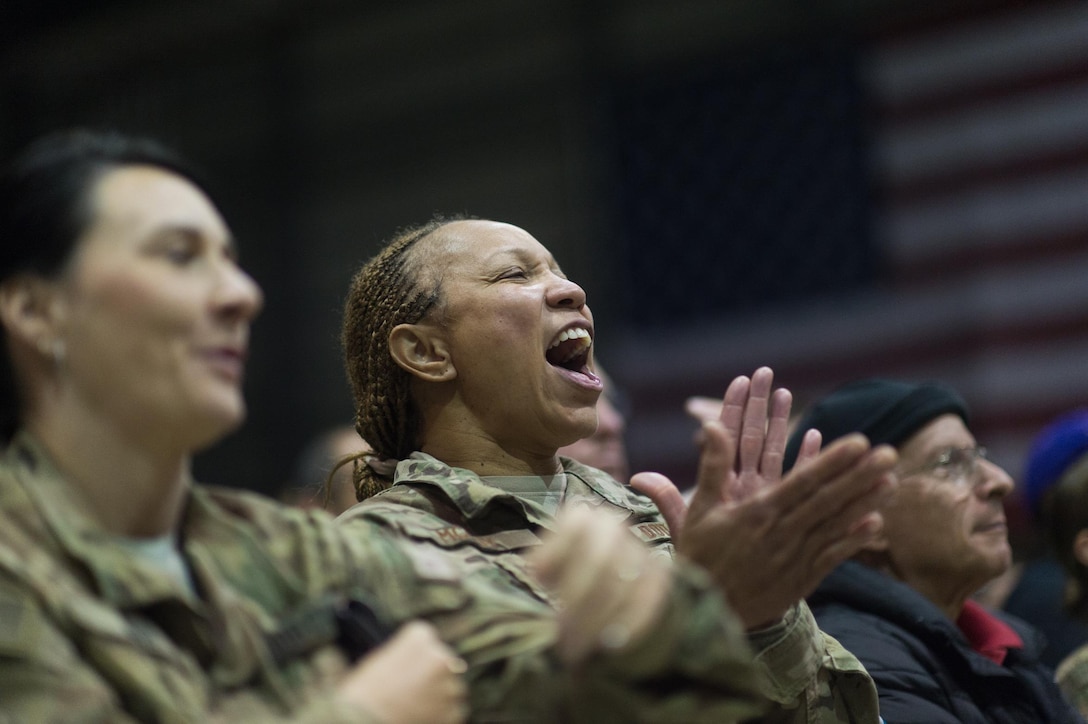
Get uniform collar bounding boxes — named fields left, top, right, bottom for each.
left=392, top=452, right=556, bottom=527
left=390, top=452, right=659, bottom=528
left=558, top=456, right=659, bottom=516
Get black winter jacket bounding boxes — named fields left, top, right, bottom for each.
left=808, top=561, right=1083, bottom=724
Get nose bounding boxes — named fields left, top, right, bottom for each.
left=975, top=458, right=1014, bottom=500
left=214, top=260, right=264, bottom=323
left=547, top=274, right=586, bottom=310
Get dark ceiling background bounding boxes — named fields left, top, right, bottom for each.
left=5, top=0, right=1079, bottom=503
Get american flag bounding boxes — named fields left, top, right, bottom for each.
left=615, top=1, right=1088, bottom=517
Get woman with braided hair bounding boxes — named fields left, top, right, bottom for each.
left=337, top=215, right=902, bottom=722
left=341, top=217, right=449, bottom=500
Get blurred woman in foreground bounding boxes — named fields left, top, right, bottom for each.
left=0, top=129, right=470, bottom=722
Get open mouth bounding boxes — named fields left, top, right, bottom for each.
left=547, top=327, right=592, bottom=373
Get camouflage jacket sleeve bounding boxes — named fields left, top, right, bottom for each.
left=1057, top=643, right=1088, bottom=719
left=0, top=541, right=377, bottom=724
left=338, top=500, right=768, bottom=723
left=561, top=458, right=881, bottom=723
left=744, top=601, right=880, bottom=723
left=567, top=560, right=768, bottom=723
left=0, top=434, right=391, bottom=723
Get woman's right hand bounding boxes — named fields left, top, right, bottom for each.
left=530, top=506, right=671, bottom=665
left=335, top=620, right=468, bottom=724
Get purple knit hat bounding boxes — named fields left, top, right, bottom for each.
left=1022, top=409, right=1088, bottom=516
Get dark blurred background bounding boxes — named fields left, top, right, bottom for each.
left=4, top=0, right=1088, bottom=533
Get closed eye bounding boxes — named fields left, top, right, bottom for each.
left=147, top=227, right=203, bottom=265
left=167, top=246, right=199, bottom=265
left=160, top=236, right=201, bottom=265
left=496, top=267, right=529, bottom=281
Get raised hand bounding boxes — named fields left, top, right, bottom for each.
left=335, top=620, right=469, bottom=724
left=717, top=367, right=793, bottom=499
left=631, top=367, right=896, bottom=629
left=684, top=423, right=894, bottom=628
left=633, top=367, right=803, bottom=537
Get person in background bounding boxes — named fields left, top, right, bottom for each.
left=1028, top=410, right=1088, bottom=717
left=283, top=424, right=370, bottom=515
left=338, top=215, right=900, bottom=722
left=788, top=379, right=1081, bottom=723
left=556, top=365, right=629, bottom=482
left=999, top=410, right=1088, bottom=668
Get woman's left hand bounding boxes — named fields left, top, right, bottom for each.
left=631, top=366, right=896, bottom=630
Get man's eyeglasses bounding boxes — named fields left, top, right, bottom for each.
left=899, top=445, right=988, bottom=485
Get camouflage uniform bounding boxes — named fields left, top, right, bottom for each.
left=342, top=452, right=882, bottom=724
left=0, top=433, right=765, bottom=723
left=1058, top=642, right=1088, bottom=718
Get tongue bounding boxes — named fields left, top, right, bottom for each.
left=546, top=338, right=584, bottom=368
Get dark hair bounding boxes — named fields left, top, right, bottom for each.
left=1039, top=455, right=1088, bottom=621
left=341, top=215, right=467, bottom=500
left=0, top=128, right=206, bottom=442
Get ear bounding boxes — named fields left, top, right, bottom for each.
left=0, top=276, right=65, bottom=353
left=1074, top=529, right=1088, bottom=568
left=388, top=322, right=456, bottom=382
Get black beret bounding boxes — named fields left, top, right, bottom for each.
left=783, top=378, right=969, bottom=471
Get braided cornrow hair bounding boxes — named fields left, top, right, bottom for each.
left=341, top=215, right=464, bottom=500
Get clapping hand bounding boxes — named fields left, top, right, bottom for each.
left=631, top=367, right=896, bottom=629
left=335, top=621, right=469, bottom=724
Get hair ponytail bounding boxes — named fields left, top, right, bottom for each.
left=341, top=216, right=460, bottom=500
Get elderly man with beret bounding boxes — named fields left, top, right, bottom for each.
left=785, top=379, right=1082, bottom=723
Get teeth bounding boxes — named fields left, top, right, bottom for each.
left=549, top=327, right=591, bottom=349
